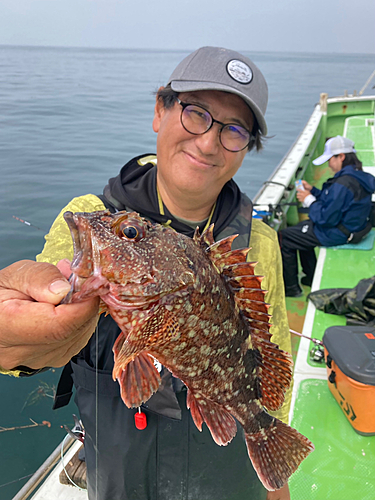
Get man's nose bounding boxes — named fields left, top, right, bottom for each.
left=194, top=123, right=221, bottom=154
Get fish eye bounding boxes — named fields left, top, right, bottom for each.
left=121, top=225, right=139, bottom=239
left=112, top=216, right=146, bottom=241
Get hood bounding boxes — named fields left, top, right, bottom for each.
left=335, top=165, right=375, bottom=194
left=101, top=154, right=247, bottom=239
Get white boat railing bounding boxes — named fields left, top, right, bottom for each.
left=254, top=103, right=323, bottom=212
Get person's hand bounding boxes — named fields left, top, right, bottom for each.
left=301, top=180, right=312, bottom=191
left=296, top=180, right=313, bottom=203
left=266, top=483, right=291, bottom=500
left=296, top=189, right=311, bottom=202
left=0, top=260, right=99, bottom=371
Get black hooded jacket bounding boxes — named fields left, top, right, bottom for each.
left=53, top=155, right=265, bottom=500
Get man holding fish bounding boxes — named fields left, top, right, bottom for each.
left=0, top=47, right=310, bottom=500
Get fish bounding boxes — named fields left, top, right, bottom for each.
left=63, top=209, right=314, bottom=491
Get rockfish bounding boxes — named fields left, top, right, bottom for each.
left=63, top=209, right=313, bottom=491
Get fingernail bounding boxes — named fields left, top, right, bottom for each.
left=49, top=280, right=71, bottom=295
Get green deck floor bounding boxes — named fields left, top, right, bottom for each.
left=345, top=114, right=375, bottom=166
left=289, top=111, right=375, bottom=499
left=308, top=232, right=375, bottom=367
left=290, top=237, right=375, bottom=498
left=290, top=234, right=375, bottom=499
left=290, top=379, right=375, bottom=500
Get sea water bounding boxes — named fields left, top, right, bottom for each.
left=0, top=45, right=374, bottom=498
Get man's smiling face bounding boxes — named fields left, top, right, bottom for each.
left=153, top=89, right=254, bottom=205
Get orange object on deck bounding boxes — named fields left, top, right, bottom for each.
left=323, top=326, right=375, bottom=436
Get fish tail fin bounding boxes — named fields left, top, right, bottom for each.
left=244, top=418, right=314, bottom=491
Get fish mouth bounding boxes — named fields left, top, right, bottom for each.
left=64, top=211, right=81, bottom=265
left=63, top=211, right=91, bottom=275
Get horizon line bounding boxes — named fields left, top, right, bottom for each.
left=0, top=43, right=374, bottom=57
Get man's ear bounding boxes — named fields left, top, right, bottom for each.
left=152, top=87, right=165, bottom=133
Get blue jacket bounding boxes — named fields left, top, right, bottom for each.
left=309, top=165, right=375, bottom=246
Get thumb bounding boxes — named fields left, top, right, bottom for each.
left=0, top=260, right=72, bottom=305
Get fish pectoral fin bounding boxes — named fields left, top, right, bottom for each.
left=186, top=390, right=237, bottom=446
left=115, top=352, right=161, bottom=408
left=244, top=416, right=314, bottom=491
left=251, top=332, right=293, bottom=411
left=138, top=306, right=181, bottom=346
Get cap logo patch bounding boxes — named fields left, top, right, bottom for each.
left=227, top=60, right=253, bottom=84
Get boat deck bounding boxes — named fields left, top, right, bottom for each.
left=289, top=231, right=375, bottom=499
left=287, top=106, right=375, bottom=499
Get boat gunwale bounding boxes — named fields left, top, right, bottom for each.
left=253, top=94, right=375, bottom=213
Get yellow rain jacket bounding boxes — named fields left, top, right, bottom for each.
left=36, top=193, right=292, bottom=424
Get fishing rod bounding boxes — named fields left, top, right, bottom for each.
left=253, top=201, right=299, bottom=208
left=253, top=179, right=304, bottom=211
left=12, top=215, right=46, bottom=232
left=252, top=202, right=302, bottom=226
left=289, top=328, right=324, bottom=346
left=289, top=328, right=325, bottom=363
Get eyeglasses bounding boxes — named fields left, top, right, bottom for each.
left=177, top=99, right=254, bottom=153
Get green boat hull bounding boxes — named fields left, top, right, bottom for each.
left=254, top=93, right=375, bottom=500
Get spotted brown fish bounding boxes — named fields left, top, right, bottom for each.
left=63, top=209, right=314, bottom=491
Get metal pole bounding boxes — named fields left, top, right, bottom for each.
left=12, top=435, right=75, bottom=500
left=319, top=93, right=328, bottom=113
left=359, top=69, right=375, bottom=96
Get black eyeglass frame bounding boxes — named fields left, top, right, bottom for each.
left=176, top=98, right=254, bottom=153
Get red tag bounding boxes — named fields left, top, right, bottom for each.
left=365, top=333, right=375, bottom=339
left=134, top=410, right=147, bottom=430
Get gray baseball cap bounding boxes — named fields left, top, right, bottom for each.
left=312, top=136, right=356, bottom=165
left=167, top=46, right=268, bottom=135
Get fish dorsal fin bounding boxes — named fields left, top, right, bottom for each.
left=205, top=234, right=238, bottom=257
left=250, top=329, right=293, bottom=411
left=211, top=248, right=250, bottom=271
left=233, top=292, right=292, bottom=411
left=203, top=230, right=293, bottom=412
left=201, top=223, right=215, bottom=246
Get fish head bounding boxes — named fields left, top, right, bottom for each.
left=63, top=210, right=195, bottom=308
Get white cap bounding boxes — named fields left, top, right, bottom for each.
left=312, top=136, right=356, bottom=165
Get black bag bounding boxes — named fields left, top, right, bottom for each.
left=370, top=202, right=375, bottom=227
left=307, top=276, right=375, bottom=326
left=337, top=221, right=372, bottom=244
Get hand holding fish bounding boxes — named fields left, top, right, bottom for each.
left=0, top=260, right=99, bottom=371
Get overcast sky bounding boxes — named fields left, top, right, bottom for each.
left=1, top=0, right=374, bottom=54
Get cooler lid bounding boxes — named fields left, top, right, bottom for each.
left=323, top=325, right=375, bottom=386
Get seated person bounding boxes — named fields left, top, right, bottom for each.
left=279, top=135, right=375, bottom=297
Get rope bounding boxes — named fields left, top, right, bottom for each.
left=261, top=180, right=288, bottom=188
left=0, top=474, right=34, bottom=489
